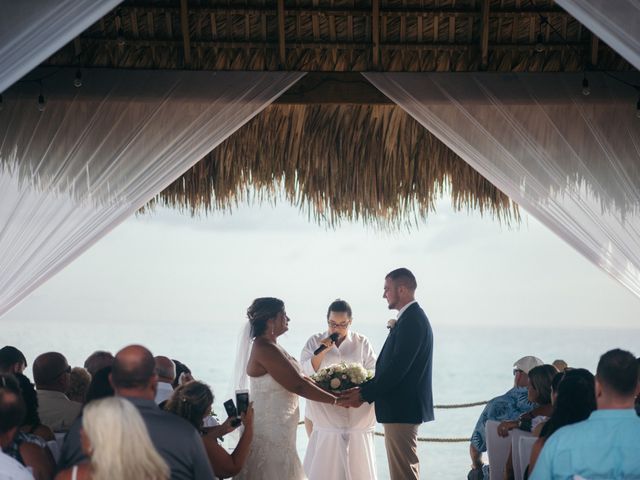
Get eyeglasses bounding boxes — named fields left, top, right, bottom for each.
left=327, top=321, right=350, bottom=329
left=54, top=365, right=72, bottom=378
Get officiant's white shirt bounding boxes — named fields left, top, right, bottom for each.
left=300, top=330, right=376, bottom=420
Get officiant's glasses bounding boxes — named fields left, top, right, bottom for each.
left=328, top=320, right=350, bottom=329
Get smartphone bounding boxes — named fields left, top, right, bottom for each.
left=223, top=399, right=242, bottom=427
left=236, top=389, right=249, bottom=416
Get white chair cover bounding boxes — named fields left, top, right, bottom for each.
left=365, top=71, right=640, bottom=299
left=556, top=0, right=640, bottom=71
left=485, top=419, right=511, bottom=480
left=0, top=0, right=122, bottom=92
left=519, top=436, right=538, bottom=480
left=511, top=429, right=534, bottom=480
left=0, top=68, right=303, bottom=316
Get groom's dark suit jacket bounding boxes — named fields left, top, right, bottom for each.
left=360, top=302, right=434, bottom=424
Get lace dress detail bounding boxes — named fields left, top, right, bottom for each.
left=234, top=373, right=306, bottom=480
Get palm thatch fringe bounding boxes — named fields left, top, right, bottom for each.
left=149, top=104, right=520, bottom=228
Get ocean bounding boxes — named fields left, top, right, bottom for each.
left=3, top=319, right=640, bottom=479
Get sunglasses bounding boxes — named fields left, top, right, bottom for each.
left=55, top=365, right=72, bottom=378
left=513, top=369, right=524, bottom=376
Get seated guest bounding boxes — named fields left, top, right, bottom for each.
left=498, top=364, right=557, bottom=437
left=172, top=360, right=193, bottom=388
left=0, top=387, right=34, bottom=480
left=15, top=374, right=54, bottom=441
left=82, top=351, right=114, bottom=377
left=468, top=356, right=543, bottom=478
left=67, top=368, right=91, bottom=404
left=552, top=359, right=568, bottom=372
left=84, top=367, right=114, bottom=405
left=526, top=369, right=596, bottom=477
left=165, top=381, right=253, bottom=479
left=33, top=352, right=82, bottom=432
left=59, top=345, right=215, bottom=480
left=0, top=374, right=54, bottom=480
left=530, top=349, right=640, bottom=479
left=498, top=364, right=556, bottom=480
left=0, top=346, right=27, bottom=375
left=55, top=397, right=169, bottom=480
left=154, top=357, right=175, bottom=407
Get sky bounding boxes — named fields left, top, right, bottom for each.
left=2, top=194, right=640, bottom=331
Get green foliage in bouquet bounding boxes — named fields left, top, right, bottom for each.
left=311, top=362, right=373, bottom=392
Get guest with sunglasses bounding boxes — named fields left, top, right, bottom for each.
left=33, top=352, right=82, bottom=433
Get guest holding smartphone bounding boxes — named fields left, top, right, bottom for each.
left=165, top=381, right=254, bottom=479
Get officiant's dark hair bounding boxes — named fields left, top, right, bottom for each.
left=327, top=299, right=352, bottom=319
left=386, top=268, right=417, bottom=291
left=247, top=297, right=285, bottom=337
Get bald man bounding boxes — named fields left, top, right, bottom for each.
left=33, top=352, right=81, bottom=432
left=154, top=356, right=176, bottom=406
left=58, top=345, right=214, bottom=480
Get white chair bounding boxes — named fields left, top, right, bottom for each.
left=485, top=420, right=511, bottom=480
left=46, top=439, right=60, bottom=463
left=511, top=429, right=534, bottom=480
left=518, top=436, right=537, bottom=480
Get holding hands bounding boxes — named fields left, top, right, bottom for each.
left=337, top=387, right=364, bottom=408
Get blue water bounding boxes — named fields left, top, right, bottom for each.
left=3, top=319, right=640, bottom=479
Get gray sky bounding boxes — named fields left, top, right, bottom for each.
left=3, top=195, right=640, bottom=330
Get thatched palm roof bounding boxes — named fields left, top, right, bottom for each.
left=39, top=0, right=635, bottom=226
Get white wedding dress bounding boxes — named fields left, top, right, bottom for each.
left=233, top=372, right=306, bottom=480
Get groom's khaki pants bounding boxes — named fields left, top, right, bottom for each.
left=383, top=423, right=420, bottom=480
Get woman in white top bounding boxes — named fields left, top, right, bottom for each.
left=54, top=397, right=168, bottom=480
left=300, top=299, right=378, bottom=480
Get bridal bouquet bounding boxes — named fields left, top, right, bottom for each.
left=311, top=362, right=373, bottom=392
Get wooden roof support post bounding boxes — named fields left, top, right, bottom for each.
left=372, top=0, right=380, bottom=69
left=180, top=0, right=192, bottom=67
left=590, top=33, right=599, bottom=67
left=480, top=0, right=490, bottom=70
left=277, top=0, right=286, bottom=68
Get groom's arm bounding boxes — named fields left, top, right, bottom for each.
left=360, top=316, right=426, bottom=402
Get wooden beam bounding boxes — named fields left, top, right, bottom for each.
left=180, top=0, right=192, bottom=67
left=277, top=0, right=286, bottom=68
left=480, top=0, right=490, bottom=70
left=275, top=73, right=393, bottom=104
left=372, top=0, right=380, bottom=69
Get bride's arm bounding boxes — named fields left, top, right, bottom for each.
left=255, top=342, right=337, bottom=404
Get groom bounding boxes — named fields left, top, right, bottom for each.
left=339, top=267, right=433, bottom=480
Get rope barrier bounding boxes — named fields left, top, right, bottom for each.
left=296, top=400, right=485, bottom=442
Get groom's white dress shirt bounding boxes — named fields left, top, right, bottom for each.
left=396, top=300, right=417, bottom=319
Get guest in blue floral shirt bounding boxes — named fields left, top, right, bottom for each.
left=468, top=356, right=543, bottom=480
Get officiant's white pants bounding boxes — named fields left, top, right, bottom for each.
left=383, top=423, right=420, bottom=480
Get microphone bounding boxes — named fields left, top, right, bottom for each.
left=313, top=332, right=340, bottom=355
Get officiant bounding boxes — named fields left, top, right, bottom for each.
left=300, top=299, right=378, bottom=480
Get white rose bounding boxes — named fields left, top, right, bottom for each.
left=387, top=319, right=397, bottom=330
left=330, top=378, right=341, bottom=389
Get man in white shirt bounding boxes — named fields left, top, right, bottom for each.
left=154, top=356, right=176, bottom=406
left=300, top=299, right=377, bottom=480
left=0, top=388, right=34, bottom=480
left=33, top=352, right=81, bottom=433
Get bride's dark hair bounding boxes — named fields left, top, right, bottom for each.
left=247, top=297, right=285, bottom=338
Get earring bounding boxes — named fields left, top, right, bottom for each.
left=271, top=326, right=275, bottom=335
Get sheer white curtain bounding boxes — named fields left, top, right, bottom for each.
left=0, top=68, right=303, bottom=317
left=365, top=72, right=640, bottom=297
left=555, top=0, right=640, bottom=71
left=0, top=0, right=122, bottom=93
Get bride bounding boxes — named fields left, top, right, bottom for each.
left=233, top=297, right=338, bottom=480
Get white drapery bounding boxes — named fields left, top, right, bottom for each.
left=0, top=68, right=303, bottom=317
left=364, top=72, right=640, bottom=298
left=0, top=0, right=122, bottom=93
left=555, top=0, right=640, bottom=72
